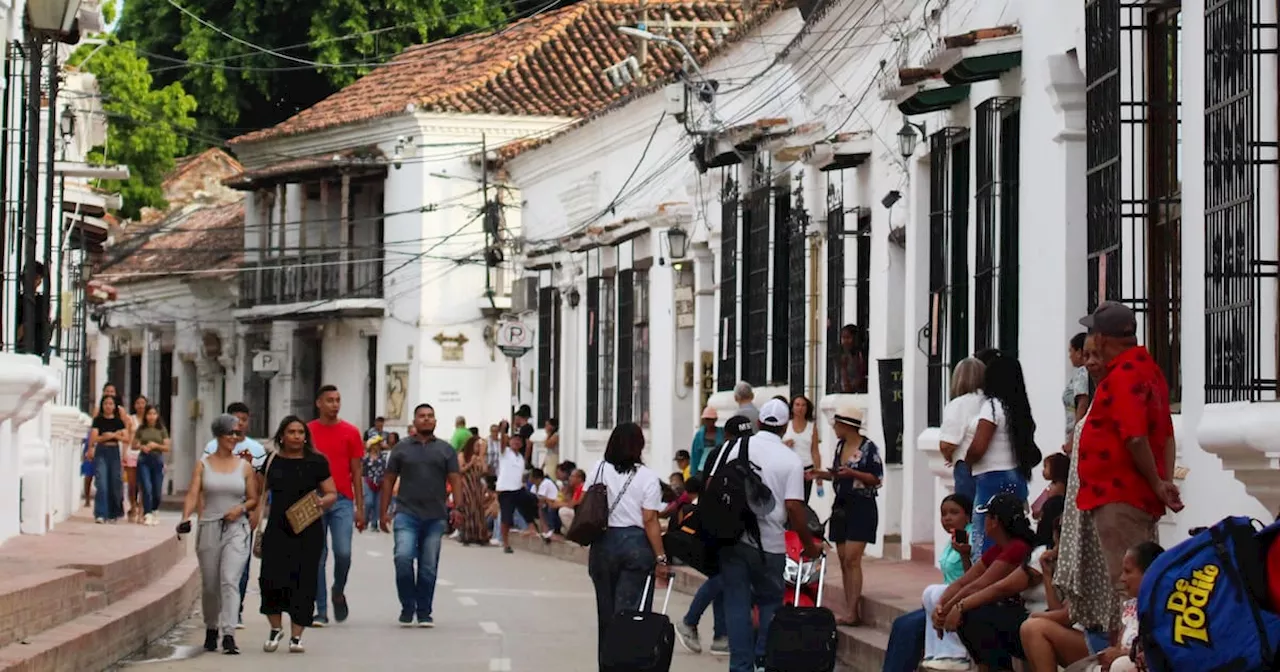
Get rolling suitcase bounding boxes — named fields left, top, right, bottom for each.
left=763, top=554, right=837, bottom=672
left=600, top=573, right=675, bottom=672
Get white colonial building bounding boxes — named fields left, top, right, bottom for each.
left=503, top=0, right=1279, bottom=560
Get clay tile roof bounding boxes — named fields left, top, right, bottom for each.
left=230, top=0, right=783, bottom=146
left=98, top=202, right=246, bottom=284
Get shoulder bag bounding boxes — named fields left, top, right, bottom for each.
left=283, top=457, right=326, bottom=534
left=251, top=452, right=276, bottom=558
left=566, top=463, right=636, bottom=547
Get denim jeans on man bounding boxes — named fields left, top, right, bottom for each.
left=970, top=468, right=1028, bottom=561
left=315, top=495, right=354, bottom=620
left=363, top=486, right=381, bottom=530
left=683, top=573, right=726, bottom=639
left=393, top=512, right=446, bottom=621
left=883, top=608, right=928, bottom=672
left=952, top=460, right=976, bottom=503
left=136, top=452, right=165, bottom=514
left=93, top=445, right=124, bottom=520
left=720, top=543, right=786, bottom=672
left=587, top=527, right=656, bottom=662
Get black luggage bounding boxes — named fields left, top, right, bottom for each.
left=764, top=554, right=837, bottom=672
left=600, top=574, right=675, bottom=672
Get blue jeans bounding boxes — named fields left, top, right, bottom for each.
left=952, top=461, right=976, bottom=503
left=971, top=469, right=1029, bottom=561
left=136, top=453, right=165, bottom=514
left=587, top=527, right=656, bottom=663
left=884, top=608, right=928, bottom=672
left=720, top=543, right=786, bottom=672
left=93, top=445, right=124, bottom=520
left=364, top=487, right=381, bottom=530
left=1085, top=629, right=1110, bottom=654
left=316, top=495, right=354, bottom=618
left=683, top=573, right=726, bottom=639
left=393, top=512, right=446, bottom=619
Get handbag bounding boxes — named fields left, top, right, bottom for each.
left=252, top=452, right=276, bottom=558
left=566, top=463, right=635, bottom=547
left=285, top=491, right=323, bottom=534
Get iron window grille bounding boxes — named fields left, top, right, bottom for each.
left=585, top=276, right=601, bottom=428
left=1204, top=0, right=1279, bottom=402
left=600, top=277, right=617, bottom=426
left=536, top=285, right=561, bottom=424
left=718, top=171, right=739, bottom=391
left=771, top=183, right=793, bottom=384
left=974, top=97, right=1023, bottom=358
left=634, top=270, right=651, bottom=427
left=825, top=175, right=871, bottom=396
left=617, top=269, right=635, bottom=423
left=742, top=158, right=772, bottom=387
left=1085, top=0, right=1183, bottom=402
left=788, top=184, right=810, bottom=401
left=927, top=128, right=972, bottom=427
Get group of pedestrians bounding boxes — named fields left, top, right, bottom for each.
left=85, top=383, right=171, bottom=526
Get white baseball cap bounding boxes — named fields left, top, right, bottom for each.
left=759, top=398, right=790, bottom=428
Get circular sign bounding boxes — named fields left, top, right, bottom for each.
left=496, top=319, right=532, bottom=358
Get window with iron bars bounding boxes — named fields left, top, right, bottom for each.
left=788, top=184, right=810, bottom=401
left=586, top=277, right=601, bottom=428
left=825, top=174, right=871, bottom=396
left=634, top=269, right=651, bottom=427
left=617, top=269, right=635, bottom=422
left=974, top=97, right=1022, bottom=358
left=927, top=128, right=971, bottom=427
left=586, top=273, right=617, bottom=429
left=536, top=286, right=561, bottom=424
left=718, top=172, right=739, bottom=391
left=742, top=159, right=772, bottom=387
left=1204, top=0, right=1279, bottom=402
left=771, top=184, right=793, bottom=384
left=1084, top=0, right=1183, bottom=402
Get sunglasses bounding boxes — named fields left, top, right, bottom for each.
left=222, top=431, right=244, bottom=438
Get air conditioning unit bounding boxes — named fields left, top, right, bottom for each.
left=511, top=277, right=539, bottom=313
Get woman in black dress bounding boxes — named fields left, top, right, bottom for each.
left=253, top=415, right=337, bottom=654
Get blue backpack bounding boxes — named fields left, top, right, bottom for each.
left=1139, top=516, right=1280, bottom=672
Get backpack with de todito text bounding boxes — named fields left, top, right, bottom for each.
left=700, top=436, right=770, bottom=547
left=1138, top=516, right=1280, bottom=672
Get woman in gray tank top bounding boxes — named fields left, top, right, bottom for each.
left=180, top=414, right=259, bottom=655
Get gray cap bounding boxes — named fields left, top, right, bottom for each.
left=211, top=413, right=241, bottom=438
left=1079, top=301, right=1137, bottom=338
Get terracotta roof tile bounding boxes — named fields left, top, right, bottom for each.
left=231, top=0, right=782, bottom=146
left=99, top=202, right=246, bottom=284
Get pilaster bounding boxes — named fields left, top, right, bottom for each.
left=268, top=320, right=299, bottom=431
left=647, top=227, right=678, bottom=474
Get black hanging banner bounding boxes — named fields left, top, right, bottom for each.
left=877, top=358, right=904, bottom=464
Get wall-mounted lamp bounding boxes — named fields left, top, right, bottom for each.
left=567, top=288, right=581, bottom=308
left=59, top=106, right=75, bottom=140
left=666, top=225, right=689, bottom=260
left=896, top=118, right=928, bottom=158
left=881, top=190, right=902, bottom=209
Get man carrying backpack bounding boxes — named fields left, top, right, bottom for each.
left=703, top=398, right=822, bottom=672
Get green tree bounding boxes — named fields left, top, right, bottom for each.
left=70, top=26, right=199, bottom=218
left=117, top=0, right=512, bottom=142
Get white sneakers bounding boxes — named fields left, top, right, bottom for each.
left=263, top=630, right=284, bottom=653
left=920, top=658, right=972, bottom=671
left=143, top=512, right=158, bottom=526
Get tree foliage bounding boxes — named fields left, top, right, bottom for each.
left=70, top=18, right=199, bottom=219
left=117, top=0, right=513, bottom=142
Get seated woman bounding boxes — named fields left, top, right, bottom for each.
left=934, top=492, right=1043, bottom=671
left=1023, top=540, right=1164, bottom=672
left=883, top=494, right=975, bottom=672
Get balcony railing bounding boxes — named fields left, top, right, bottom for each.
left=238, top=249, right=384, bottom=308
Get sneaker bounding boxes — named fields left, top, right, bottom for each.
left=95, top=518, right=105, bottom=524
left=417, top=615, right=434, bottom=628
left=489, top=539, right=502, bottom=547
left=333, top=593, right=349, bottom=623
left=289, top=637, right=305, bottom=653
left=674, top=621, right=701, bottom=654
left=144, top=512, right=157, bottom=526
left=921, top=659, right=972, bottom=671
left=203, top=629, right=218, bottom=652
left=221, top=634, right=239, bottom=655
left=312, top=616, right=328, bottom=628
left=264, top=629, right=283, bottom=652
left=398, top=611, right=414, bottom=627
left=709, top=636, right=730, bottom=655
left=503, top=546, right=514, bottom=554
left=235, top=620, right=245, bottom=630
left=449, top=530, right=460, bottom=539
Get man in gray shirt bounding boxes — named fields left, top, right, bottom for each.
left=734, top=381, right=759, bottom=427
left=379, top=403, right=463, bottom=628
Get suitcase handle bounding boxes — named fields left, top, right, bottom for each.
left=792, top=552, right=829, bottom=608
left=639, top=572, right=675, bottom=615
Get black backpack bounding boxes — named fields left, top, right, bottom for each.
left=700, top=437, right=771, bottom=546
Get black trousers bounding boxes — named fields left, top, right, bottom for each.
left=957, top=601, right=1029, bottom=671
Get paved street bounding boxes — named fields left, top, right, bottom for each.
left=130, top=526, right=728, bottom=672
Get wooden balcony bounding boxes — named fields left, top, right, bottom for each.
left=238, top=249, right=383, bottom=308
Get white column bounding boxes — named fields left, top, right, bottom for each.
left=558, top=275, right=582, bottom=466
left=1180, top=0, right=1206, bottom=428
left=18, top=366, right=61, bottom=535
left=268, top=320, right=298, bottom=430
left=648, top=228, right=678, bottom=473
left=0, top=354, right=59, bottom=541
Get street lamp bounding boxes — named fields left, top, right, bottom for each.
left=59, top=106, right=75, bottom=140
left=665, top=226, right=689, bottom=260
left=617, top=26, right=705, bottom=80
left=897, top=118, right=927, bottom=158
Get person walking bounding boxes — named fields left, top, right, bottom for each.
left=89, top=394, right=128, bottom=524
left=379, top=403, right=464, bottom=627
left=255, top=416, right=337, bottom=654
left=449, top=416, right=472, bottom=452
left=819, top=405, right=883, bottom=626
left=456, top=436, right=490, bottom=545
left=125, top=395, right=147, bottom=523
left=133, top=404, right=170, bottom=526
left=585, top=423, right=669, bottom=666
left=178, top=414, right=259, bottom=655
left=308, top=385, right=366, bottom=626
left=363, top=435, right=388, bottom=532
left=204, top=402, right=267, bottom=629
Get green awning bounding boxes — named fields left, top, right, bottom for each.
left=943, top=51, right=1022, bottom=85
left=898, top=84, right=971, bottom=116
left=820, top=152, right=871, bottom=172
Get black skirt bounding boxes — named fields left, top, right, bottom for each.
left=828, top=495, right=878, bottom=544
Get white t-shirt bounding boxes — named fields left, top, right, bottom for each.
left=712, top=431, right=805, bottom=554
left=938, top=392, right=984, bottom=462
left=1023, top=546, right=1049, bottom=613
left=782, top=421, right=815, bottom=468
left=970, top=397, right=1018, bottom=475
left=533, top=478, right=559, bottom=501
left=496, top=447, right=527, bottom=492
left=584, top=460, right=663, bottom=529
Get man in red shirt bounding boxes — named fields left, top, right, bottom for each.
left=1076, top=302, right=1182, bottom=632
left=308, top=385, right=366, bottom=626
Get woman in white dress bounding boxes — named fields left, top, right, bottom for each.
left=783, top=395, right=822, bottom=502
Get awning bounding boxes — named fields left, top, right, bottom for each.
left=925, top=26, right=1023, bottom=86
left=223, top=146, right=388, bottom=190
left=879, top=67, right=971, bottom=116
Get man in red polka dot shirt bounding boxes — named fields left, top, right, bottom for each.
left=1076, top=301, right=1183, bottom=632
